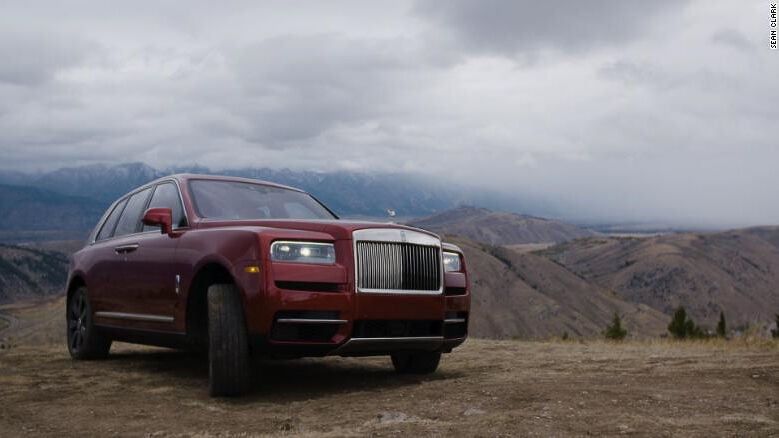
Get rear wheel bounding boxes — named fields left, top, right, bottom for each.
left=67, top=287, right=111, bottom=360
left=207, top=283, right=252, bottom=396
left=391, top=351, right=441, bottom=374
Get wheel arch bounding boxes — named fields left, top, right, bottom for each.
left=184, top=261, right=241, bottom=349
left=66, top=275, right=87, bottom=305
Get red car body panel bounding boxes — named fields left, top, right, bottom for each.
left=67, top=174, right=470, bottom=357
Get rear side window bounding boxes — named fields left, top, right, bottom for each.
left=142, top=183, right=187, bottom=232
left=113, top=188, right=152, bottom=237
left=95, top=198, right=128, bottom=241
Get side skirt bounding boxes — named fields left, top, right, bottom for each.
left=95, top=324, right=189, bottom=350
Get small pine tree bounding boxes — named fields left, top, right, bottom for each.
left=668, top=305, right=706, bottom=339
left=604, top=312, right=627, bottom=340
left=772, top=314, right=779, bottom=339
left=716, top=311, right=727, bottom=338
left=668, top=306, right=689, bottom=339
left=561, top=331, right=569, bottom=341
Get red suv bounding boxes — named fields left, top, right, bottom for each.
left=66, top=174, right=470, bottom=396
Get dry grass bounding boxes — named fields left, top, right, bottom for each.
left=545, top=335, right=779, bottom=351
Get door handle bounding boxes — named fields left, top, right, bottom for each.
left=114, top=243, right=140, bottom=254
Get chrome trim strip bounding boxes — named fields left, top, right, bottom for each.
left=348, top=336, right=444, bottom=343
left=444, top=318, right=467, bottom=324
left=114, top=243, right=140, bottom=253
left=94, top=311, right=174, bottom=323
left=276, top=318, right=347, bottom=324
left=330, top=336, right=445, bottom=355
left=352, top=228, right=440, bottom=246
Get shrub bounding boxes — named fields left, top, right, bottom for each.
left=772, top=314, right=779, bottom=339
left=668, top=306, right=706, bottom=339
left=716, top=311, right=727, bottom=338
left=604, top=313, right=627, bottom=340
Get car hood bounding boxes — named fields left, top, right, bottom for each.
left=193, top=219, right=440, bottom=241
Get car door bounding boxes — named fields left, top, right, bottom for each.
left=101, top=186, right=154, bottom=322
left=87, top=196, right=129, bottom=313
left=121, top=182, right=188, bottom=328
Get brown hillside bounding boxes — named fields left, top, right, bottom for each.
left=542, top=227, right=779, bottom=333
left=450, top=236, right=668, bottom=339
left=410, top=206, right=597, bottom=245
left=0, top=244, right=69, bottom=303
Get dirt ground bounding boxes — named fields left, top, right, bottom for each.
left=1, top=339, right=777, bottom=437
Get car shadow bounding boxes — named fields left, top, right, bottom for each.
left=103, top=347, right=462, bottom=402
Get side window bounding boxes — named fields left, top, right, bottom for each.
left=142, top=183, right=187, bottom=232
left=95, top=198, right=128, bottom=241
left=113, top=187, right=152, bottom=237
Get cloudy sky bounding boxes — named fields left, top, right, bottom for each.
left=1, top=1, right=776, bottom=226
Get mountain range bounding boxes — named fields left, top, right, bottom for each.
left=410, top=206, right=598, bottom=245
left=0, top=162, right=525, bottom=239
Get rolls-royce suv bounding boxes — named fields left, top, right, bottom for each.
left=66, top=174, right=470, bottom=396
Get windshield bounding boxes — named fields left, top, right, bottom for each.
left=189, top=179, right=336, bottom=220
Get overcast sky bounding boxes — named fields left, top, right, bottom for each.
left=1, top=1, right=776, bottom=226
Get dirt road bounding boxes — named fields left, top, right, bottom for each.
left=0, top=339, right=777, bottom=437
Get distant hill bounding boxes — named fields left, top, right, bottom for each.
left=447, top=236, right=667, bottom=339
left=0, top=184, right=105, bottom=231
left=410, top=206, right=598, bottom=245
left=0, top=244, right=69, bottom=302
left=541, top=227, right=779, bottom=334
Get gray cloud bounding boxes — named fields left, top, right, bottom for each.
left=710, top=29, right=753, bottom=50
left=414, top=0, right=688, bottom=56
left=0, top=31, right=94, bottom=86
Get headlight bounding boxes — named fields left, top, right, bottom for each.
left=443, top=251, right=462, bottom=272
left=271, top=241, right=336, bottom=264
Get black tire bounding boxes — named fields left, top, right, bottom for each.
left=67, top=286, right=111, bottom=360
left=207, top=283, right=252, bottom=396
left=391, top=351, right=442, bottom=374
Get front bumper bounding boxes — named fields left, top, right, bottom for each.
left=246, top=270, right=470, bottom=358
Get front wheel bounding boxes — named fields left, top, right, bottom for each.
left=391, top=351, right=441, bottom=374
left=207, top=283, right=252, bottom=396
left=67, top=287, right=111, bottom=360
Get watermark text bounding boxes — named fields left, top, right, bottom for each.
left=771, top=2, right=777, bottom=49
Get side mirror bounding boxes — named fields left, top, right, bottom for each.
left=142, top=207, right=174, bottom=237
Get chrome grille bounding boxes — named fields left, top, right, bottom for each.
left=352, top=228, right=443, bottom=294
left=356, top=242, right=441, bottom=292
